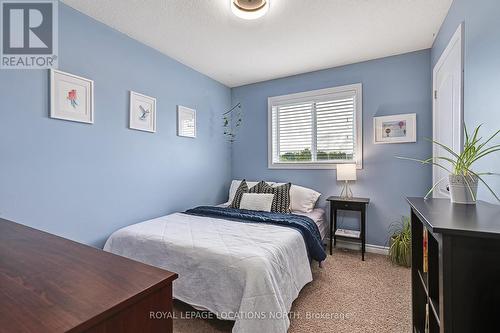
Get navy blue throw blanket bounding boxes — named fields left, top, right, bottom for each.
left=184, top=206, right=327, bottom=262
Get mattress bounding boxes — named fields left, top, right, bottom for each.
left=104, top=211, right=313, bottom=333
left=294, top=208, right=327, bottom=241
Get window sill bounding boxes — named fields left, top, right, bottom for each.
left=268, top=162, right=363, bottom=170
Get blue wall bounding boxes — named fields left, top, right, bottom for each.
left=432, top=0, right=500, bottom=203
left=0, top=4, right=232, bottom=247
left=231, top=50, right=433, bottom=246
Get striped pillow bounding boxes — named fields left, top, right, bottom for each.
left=249, top=180, right=266, bottom=193
left=230, top=180, right=262, bottom=208
left=258, top=182, right=292, bottom=213
left=230, top=180, right=248, bottom=208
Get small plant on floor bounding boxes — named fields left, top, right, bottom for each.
left=388, top=216, right=411, bottom=267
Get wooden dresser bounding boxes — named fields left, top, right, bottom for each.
left=0, top=218, right=178, bottom=333
left=408, top=198, right=500, bottom=333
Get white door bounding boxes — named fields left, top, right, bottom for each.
left=432, top=23, right=464, bottom=198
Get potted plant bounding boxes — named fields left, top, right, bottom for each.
left=388, top=216, right=411, bottom=267
left=398, top=125, right=500, bottom=204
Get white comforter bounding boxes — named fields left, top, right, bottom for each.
left=103, top=212, right=313, bottom=333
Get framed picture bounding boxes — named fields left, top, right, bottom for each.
left=129, top=91, right=157, bottom=133
left=177, top=105, right=196, bottom=138
left=50, top=69, right=94, bottom=124
left=373, top=113, right=417, bottom=144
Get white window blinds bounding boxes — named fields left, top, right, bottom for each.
left=276, top=103, right=313, bottom=161
left=315, top=97, right=355, bottom=160
left=269, top=84, right=362, bottom=169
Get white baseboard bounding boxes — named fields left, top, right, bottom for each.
left=327, top=238, right=389, bottom=255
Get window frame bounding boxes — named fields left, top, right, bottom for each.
left=267, top=83, right=363, bottom=170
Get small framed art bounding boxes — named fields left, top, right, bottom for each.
left=129, top=91, right=157, bottom=133
left=50, top=69, right=94, bottom=124
left=177, top=105, right=196, bottom=138
left=373, top=113, right=417, bottom=144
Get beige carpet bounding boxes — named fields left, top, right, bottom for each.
left=173, top=248, right=411, bottom=333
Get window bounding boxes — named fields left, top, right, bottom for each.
left=268, top=84, right=362, bottom=169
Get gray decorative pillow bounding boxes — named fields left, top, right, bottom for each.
left=249, top=180, right=266, bottom=193
left=230, top=180, right=248, bottom=208
left=258, top=182, right=292, bottom=213
left=230, top=180, right=262, bottom=208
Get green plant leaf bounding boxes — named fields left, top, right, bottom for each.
left=424, top=176, right=448, bottom=199
left=477, top=129, right=500, bottom=151
left=424, top=156, right=457, bottom=168
left=470, top=171, right=500, bottom=202
left=464, top=123, right=470, bottom=144
left=396, top=156, right=453, bottom=173
left=471, top=147, right=500, bottom=164
left=424, top=137, right=461, bottom=159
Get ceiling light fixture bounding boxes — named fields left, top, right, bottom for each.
left=231, top=0, right=269, bottom=20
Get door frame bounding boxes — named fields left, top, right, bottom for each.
left=432, top=22, right=464, bottom=197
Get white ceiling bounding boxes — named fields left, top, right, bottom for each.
left=62, top=0, right=453, bottom=87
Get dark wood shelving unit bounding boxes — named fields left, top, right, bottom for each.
left=408, top=197, right=500, bottom=333
left=412, top=211, right=440, bottom=333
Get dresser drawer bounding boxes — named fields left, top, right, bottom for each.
left=332, top=201, right=365, bottom=211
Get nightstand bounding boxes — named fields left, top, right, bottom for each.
left=327, top=196, right=370, bottom=260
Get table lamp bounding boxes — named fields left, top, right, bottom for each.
left=337, top=163, right=357, bottom=198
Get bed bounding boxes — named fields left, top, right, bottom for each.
left=104, top=183, right=326, bottom=333
left=296, top=207, right=327, bottom=241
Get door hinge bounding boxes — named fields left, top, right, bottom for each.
left=434, top=90, right=438, bottom=99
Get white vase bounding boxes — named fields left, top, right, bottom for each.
left=448, top=174, right=478, bottom=204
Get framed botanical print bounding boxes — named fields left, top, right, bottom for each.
left=129, top=91, right=157, bottom=133
left=373, top=113, right=417, bottom=144
left=177, top=105, right=196, bottom=138
left=50, top=69, right=94, bottom=124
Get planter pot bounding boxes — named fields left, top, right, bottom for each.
left=449, top=174, right=478, bottom=204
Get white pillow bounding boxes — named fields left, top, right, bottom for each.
left=227, top=180, right=275, bottom=203
left=289, top=185, right=321, bottom=213
left=239, top=193, right=274, bottom=212
left=255, top=182, right=321, bottom=213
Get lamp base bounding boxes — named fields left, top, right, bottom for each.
left=340, top=180, right=353, bottom=199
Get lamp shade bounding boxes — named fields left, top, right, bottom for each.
left=336, top=164, right=357, bottom=181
